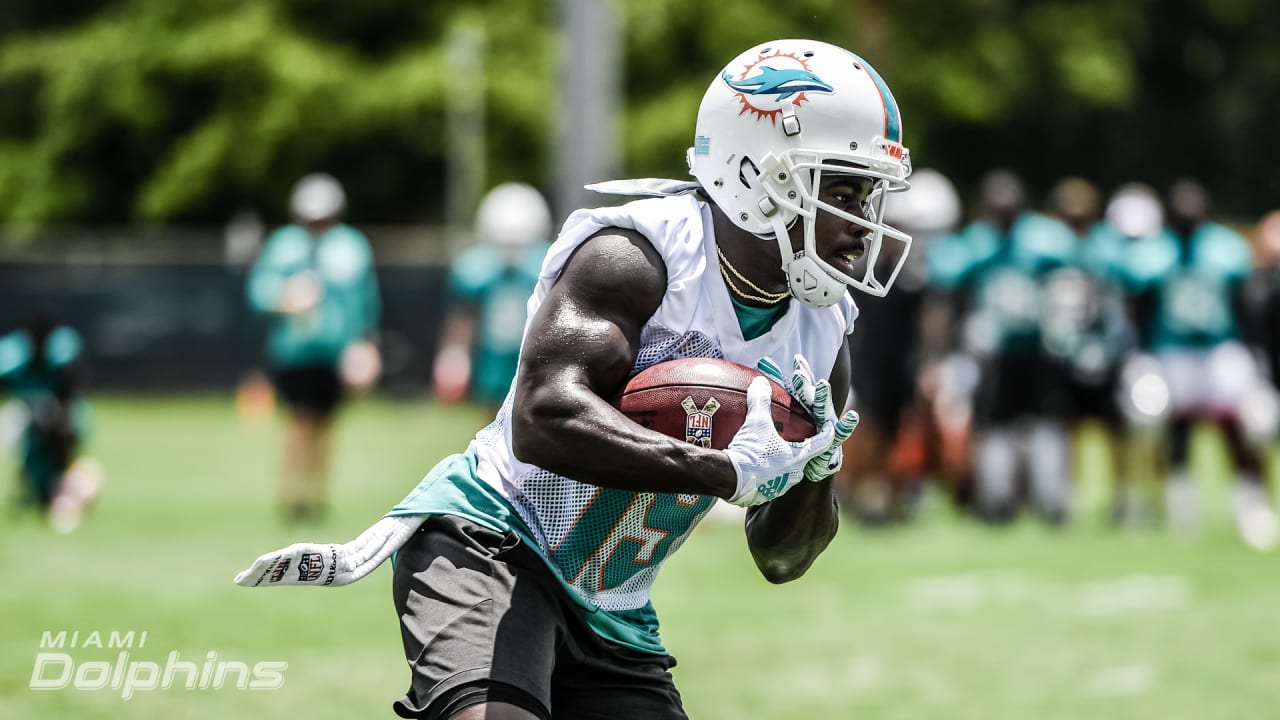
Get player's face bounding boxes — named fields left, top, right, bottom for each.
left=799, top=172, right=876, bottom=280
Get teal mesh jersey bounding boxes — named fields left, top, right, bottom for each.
left=247, top=224, right=380, bottom=368
left=447, top=242, right=549, bottom=404
left=1122, top=223, right=1253, bottom=350
left=927, top=213, right=1075, bottom=354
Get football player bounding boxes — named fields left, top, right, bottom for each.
left=1243, top=211, right=1280, bottom=387
left=1123, top=180, right=1276, bottom=549
left=1043, top=178, right=1141, bottom=525
left=1101, top=183, right=1171, bottom=526
left=927, top=170, right=1076, bottom=524
left=0, top=313, right=100, bottom=532
left=246, top=173, right=382, bottom=523
left=432, top=182, right=553, bottom=410
left=235, top=39, right=910, bottom=719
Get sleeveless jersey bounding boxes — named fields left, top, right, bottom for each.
left=927, top=213, right=1074, bottom=355
left=1122, top=222, right=1252, bottom=350
left=389, top=193, right=856, bottom=652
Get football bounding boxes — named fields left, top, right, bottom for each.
left=615, top=357, right=817, bottom=450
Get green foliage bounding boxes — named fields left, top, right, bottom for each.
left=0, top=0, right=554, bottom=226
left=0, top=0, right=1278, bottom=226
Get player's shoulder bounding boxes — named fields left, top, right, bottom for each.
left=319, top=224, right=373, bottom=253
left=543, top=193, right=706, bottom=299
left=923, top=230, right=971, bottom=286
left=1196, top=222, right=1253, bottom=270
left=0, top=329, right=33, bottom=377
left=1124, top=230, right=1179, bottom=281
left=928, top=222, right=1000, bottom=282
left=573, top=226, right=667, bottom=281
left=45, top=326, right=83, bottom=368
left=1013, top=212, right=1074, bottom=255
left=257, top=225, right=312, bottom=263
left=264, top=224, right=310, bottom=246
left=450, top=244, right=503, bottom=285
left=1196, top=221, right=1249, bottom=252
left=568, top=194, right=705, bottom=257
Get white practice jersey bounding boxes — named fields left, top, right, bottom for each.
left=466, top=193, right=857, bottom=612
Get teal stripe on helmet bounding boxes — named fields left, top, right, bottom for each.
left=851, top=54, right=901, bottom=143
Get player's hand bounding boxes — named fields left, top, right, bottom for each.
left=756, top=354, right=830, bottom=425
left=788, top=354, right=859, bottom=482
left=340, top=340, right=382, bottom=390
left=232, top=515, right=423, bottom=588
left=432, top=346, right=471, bottom=403
left=723, top=376, right=835, bottom=507
left=279, top=271, right=323, bottom=314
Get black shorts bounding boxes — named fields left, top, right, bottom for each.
left=974, top=352, right=1069, bottom=424
left=270, top=364, right=343, bottom=416
left=391, top=514, right=687, bottom=720
left=1064, top=372, right=1123, bottom=428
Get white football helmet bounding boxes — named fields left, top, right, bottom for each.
left=1105, top=183, right=1163, bottom=239
left=884, top=168, right=959, bottom=233
left=476, top=182, right=552, bottom=250
left=688, top=39, right=912, bottom=306
left=290, top=173, right=346, bottom=223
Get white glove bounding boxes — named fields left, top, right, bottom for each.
left=233, top=515, right=424, bottom=588
left=724, top=376, right=835, bottom=507
left=788, top=354, right=860, bottom=483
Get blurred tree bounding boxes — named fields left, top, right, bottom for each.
left=0, top=0, right=554, bottom=227
left=1, top=0, right=1278, bottom=228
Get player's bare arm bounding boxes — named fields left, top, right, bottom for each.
left=511, top=228, right=739, bottom=499
left=744, top=342, right=851, bottom=583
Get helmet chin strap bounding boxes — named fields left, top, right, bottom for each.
left=767, top=213, right=847, bottom=309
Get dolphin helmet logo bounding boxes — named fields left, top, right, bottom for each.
left=722, top=50, right=834, bottom=123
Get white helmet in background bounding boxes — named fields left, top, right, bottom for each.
left=1105, top=183, right=1163, bottom=239
left=290, top=173, right=347, bottom=223
left=688, top=39, right=913, bottom=306
left=884, top=168, right=960, bottom=233
left=476, top=182, right=552, bottom=250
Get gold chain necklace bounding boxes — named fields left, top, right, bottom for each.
left=716, top=245, right=790, bottom=305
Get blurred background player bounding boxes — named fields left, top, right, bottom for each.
left=432, top=182, right=552, bottom=411
left=1240, top=210, right=1280, bottom=493
left=927, top=170, right=1076, bottom=525
left=1243, top=211, right=1280, bottom=387
left=1043, top=178, right=1141, bottom=526
left=0, top=313, right=100, bottom=533
left=246, top=173, right=382, bottom=523
left=836, top=168, right=961, bottom=525
left=1101, top=183, right=1174, bottom=527
left=1121, top=179, right=1276, bottom=549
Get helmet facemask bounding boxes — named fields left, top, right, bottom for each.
left=748, top=152, right=911, bottom=306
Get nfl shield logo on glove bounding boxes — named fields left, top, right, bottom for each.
left=681, top=396, right=720, bottom=448
left=297, top=553, right=325, bottom=582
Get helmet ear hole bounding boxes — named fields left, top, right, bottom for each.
left=738, top=157, right=760, bottom=190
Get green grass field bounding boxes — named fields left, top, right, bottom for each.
left=2, top=396, right=1278, bottom=719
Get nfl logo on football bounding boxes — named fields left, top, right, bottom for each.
left=681, top=395, right=720, bottom=448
